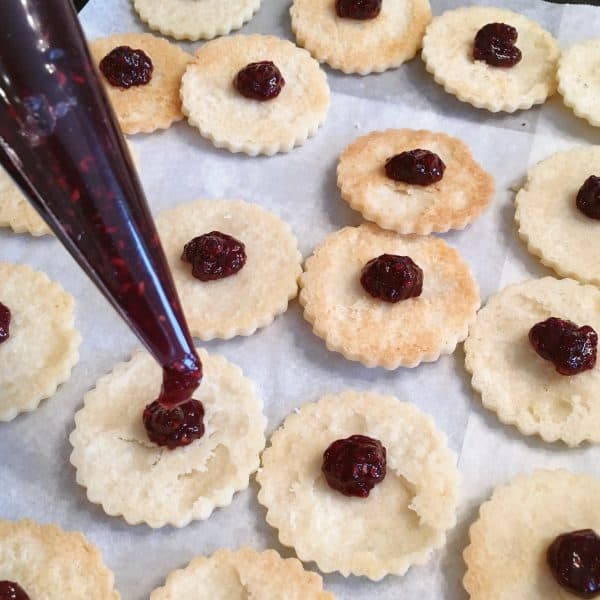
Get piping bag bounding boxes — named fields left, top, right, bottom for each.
left=0, top=0, right=202, bottom=408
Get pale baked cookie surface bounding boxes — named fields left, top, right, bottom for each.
left=180, top=35, right=330, bottom=155
left=90, top=33, right=191, bottom=134
left=463, top=469, right=600, bottom=599
left=256, top=391, right=458, bottom=580
left=515, top=147, right=600, bottom=285
left=299, top=223, right=480, bottom=369
left=558, top=39, right=600, bottom=127
left=0, top=519, right=120, bottom=599
left=150, top=548, right=334, bottom=599
left=290, top=0, right=431, bottom=75
left=465, top=277, right=600, bottom=446
left=421, top=6, right=560, bottom=112
left=156, top=199, right=302, bottom=340
left=0, top=263, right=81, bottom=422
left=133, top=0, right=262, bottom=41
left=337, top=129, right=494, bottom=234
left=69, top=348, right=266, bottom=528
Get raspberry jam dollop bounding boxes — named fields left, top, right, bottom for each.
left=181, top=231, right=246, bottom=282
left=234, top=61, right=285, bottom=101
left=0, top=302, right=10, bottom=345
left=529, top=317, right=597, bottom=376
left=547, top=530, right=600, bottom=598
left=577, top=176, right=600, bottom=220
left=473, top=23, right=522, bottom=68
left=322, top=435, right=387, bottom=498
left=0, top=581, right=30, bottom=600
left=335, top=0, right=382, bottom=20
left=385, top=149, right=446, bottom=186
left=143, top=398, right=205, bottom=449
left=361, top=254, right=423, bottom=303
left=99, top=45, right=153, bottom=88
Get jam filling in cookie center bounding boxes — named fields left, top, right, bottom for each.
left=143, top=398, right=205, bottom=449
left=577, top=176, right=600, bottom=220
left=0, top=302, right=11, bottom=344
left=473, top=23, right=522, bottom=68
left=182, top=231, right=247, bottom=281
left=234, top=61, right=285, bottom=101
left=335, top=0, right=382, bottom=20
left=99, top=45, right=154, bottom=88
left=529, top=317, right=598, bottom=376
left=547, top=529, right=600, bottom=598
left=322, top=434, right=387, bottom=497
left=0, top=581, right=30, bottom=600
left=384, top=149, right=446, bottom=186
left=360, top=254, right=423, bottom=303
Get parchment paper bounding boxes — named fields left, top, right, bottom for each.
left=1, top=1, right=600, bottom=598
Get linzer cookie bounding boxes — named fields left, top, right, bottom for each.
left=299, top=223, right=479, bottom=369
left=337, top=129, right=494, bottom=234
left=132, top=0, right=262, bottom=41
left=89, top=33, right=191, bottom=134
left=290, top=0, right=432, bottom=74
left=180, top=35, right=330, bottom=155
left=515, top=146, right=600, bottom=285
left=150, top=548, right=334, bottom=599
left=421, top=6, right=560, bottom=112
left=256, top=391, right=458, bottom=580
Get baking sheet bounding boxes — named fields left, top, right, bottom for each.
left=1, top=0, right=600, bottom=598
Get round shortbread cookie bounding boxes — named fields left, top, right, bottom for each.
left=0, top=263, right=81, bottom=422
left=69, top=348, right=266, bottom=528
left=256, top=391, right=459, bottom=580
left=89, top=33, right=191, bottom=135
left=558, top=39, right=600, bottom=127
left=156, top=199, right=302, bottom=340
left=290, top=0, right=432, bottom=75
left=421, top=6, right=560, bottom=113
left=150, top=548, right=335, bottom=599
left=337, top=129, right=495, bottom=234
left=463, top=469, right=600, bottom=599
left=133, top=0, right=262, bottom=41
left=515, top=147, right=600, bottom=286
left=0, top=519, right=120, bottom=599
left=180, top=35, right=330, bottom=156
left=299, top=223, right=480, bottom=369
left=465, top=277, right=600, bottom=446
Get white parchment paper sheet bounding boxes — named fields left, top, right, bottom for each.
left=1, top=0, right=600, bottom=598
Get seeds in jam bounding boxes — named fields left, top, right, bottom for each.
left=385, top=149, right=446, bottom=186
left=335, top=0, right=382, bottom=20
left=529, top=317, right=597, bottom=376
left=473, top=23, right=522, bottom=68
left=577, top=176, right=600, bottom=220
left=234, top=61, right=285, bottom=101
left=361, top=254, right=423, bottom=303
left=547, top=530, right=600, bottom=598
left=181, top=231, right=246, bottom=281
left=0, top=581, right=30, bottom=600
left=322, top=434, right=387, bottom=497
left=143, top=398, right=205, bottom=449
left=0, top=302, right=10, bottom=344
left=99, top=45, right=153, bottom=88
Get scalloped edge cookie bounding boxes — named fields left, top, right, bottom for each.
left=337, top=129, right=494, bottom=234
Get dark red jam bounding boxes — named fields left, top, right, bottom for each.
left=548, top=530, right=600, bottom=598
left=473, top=23, right=522, bottom=68
left=0, top=581, right=30, bottom=600
left=182, top=231, right=246, bottom=282
left=0, top=302, right=10, bottom=344
left=234, top=61, right=285, bottom=101
left=529, top=317, right=597, bottom=376
left=385, top=149, right=446, bottom=186
left=577, top=176, right=600, bottom=220
left=143, top=398, right=205, bottom=449
left=361, top=254, right=423, bottom=303
left=99, top=45, right=153, bottom=88
left=322, top=435, right=386, bottom=498
left=335, top=0, right=382, bottom=20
